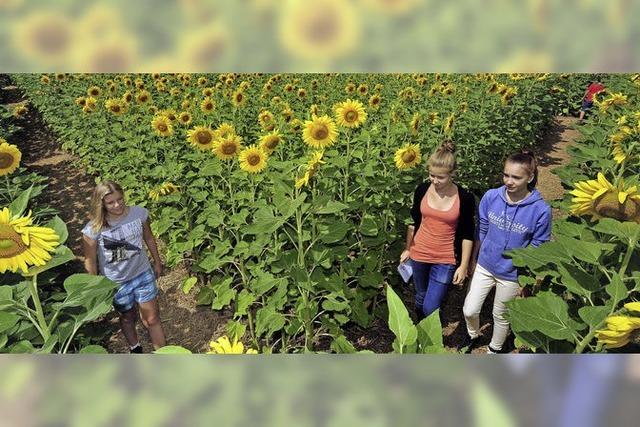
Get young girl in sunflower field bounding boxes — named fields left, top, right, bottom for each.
left=400, top=140, right=476, bottom=321
left=462, top=151, right=551, bottom=354
left=82, top=180, right=166, bottom=353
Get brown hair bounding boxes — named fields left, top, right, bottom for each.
left=428, top=139, right=457, bottom=172
left=88, top=180, right=125, bottom=233
left=506, top=150, right=538, bottom=190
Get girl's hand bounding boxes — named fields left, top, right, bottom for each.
left=154, top=261, right=164, bottom=278
left=452, top=266, right=467, bottom=286
left=399, top=249, right=410, bottom=263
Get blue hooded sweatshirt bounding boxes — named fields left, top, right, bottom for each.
left=477, top=185, right=552, bottom=281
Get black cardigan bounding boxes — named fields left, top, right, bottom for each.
left=410, top=182, right=476, bottom=266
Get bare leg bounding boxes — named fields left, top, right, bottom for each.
left=139, top=298, right=166, bottom=349
left=119, top=307, right=139, bottom=347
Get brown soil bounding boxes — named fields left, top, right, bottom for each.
left=534, top=116, right=580, bottom=220
left=2, top=73, right=581, bottom=354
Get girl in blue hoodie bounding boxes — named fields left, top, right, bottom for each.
left=462, top=151, right=551, bottom=353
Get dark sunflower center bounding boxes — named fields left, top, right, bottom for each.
left=78, top=99, right=86, bottom=106
left=345, top=110, right=358, bottom=122
left=139, top=94, right=148, bottom=102
left=313, top=125, right=329, bottom=140
left=158, top=123, right=167, bottom=132
left=247, top=153, right=262, bottom=166
left=90, top=89, right=99, bottom=95
left=111, top=105, right=121, bottom=113
left=222, top=142, right=237, bottom=155
left=205, top=103, right=213, bottom=110
left=197, top=131, right=212, bottom=145
left=181, top=115, right=190, bottom=122
left=0, top=153, right=16, bottom=169
left=266, top=137, right=280, bottom=149
left=0, top=225, right=27, bottom=258
left=236, top=93, right=243, bottom=102
left=402, top=151, right=416, bottom=163
left=595, top=192, right=639, bottom=222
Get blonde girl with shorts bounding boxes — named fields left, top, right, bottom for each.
left=82, top=180, right=166, bottom=353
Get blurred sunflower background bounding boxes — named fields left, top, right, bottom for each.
left=1, top=0, right=639, bottom=72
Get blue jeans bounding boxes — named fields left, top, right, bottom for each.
left=410, top=260, right=456, bottom=317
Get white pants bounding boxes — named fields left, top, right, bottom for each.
left=463, top=264, right=520, bottom=351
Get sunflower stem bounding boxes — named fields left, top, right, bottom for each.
left=343, top=134, right=351, bottom=203
left=618, top=227, right=639, bottom=278
left=28, top=274, right=50, bottom=342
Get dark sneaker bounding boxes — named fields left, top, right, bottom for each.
left=130, top=344, right=143, bottom=354
left=459, top=335, right=480, bottom=354
left=487, top=345, right=508, bottom=354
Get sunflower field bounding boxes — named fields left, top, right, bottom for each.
left=5, top=72, right=639, bottom=353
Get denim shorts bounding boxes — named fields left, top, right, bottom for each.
left=113, top=268, right=158, bottom=313
left=581, top=99, right=593, bottom=111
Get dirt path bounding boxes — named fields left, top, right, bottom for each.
left=1, top=75, right=227, bottom=354
left=534, top=116, right=580, bottom=219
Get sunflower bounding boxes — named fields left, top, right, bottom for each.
left=357, top=84, right=368, bottom=96
left=40, top=75, right=50, bottom=84
left=149, top=182, right=180, bottom=202
left=181, top=99, right=191, bottom=109
left=151, top=115, right=174, bottom=137
left=232, top=89, right=246, bottom=107
left=122, top=91, right=133, bottom=103
left=197, top=76, right=208, bottom=86
left=258, top=110, right=275, bottom=129
left=410, top=113, right=420, bottom=136
left=345, top=83, right=356, bottom=94
left=306, top=150, right=326, bottom=174
left=368, top=94, right=381, bottom=109
left=13, top=105, right=28, bottom=118
left=206, top=335, right=258, bottom=354
left=213, top=135, right=243, bottom=160
left=297, top=88, right=307, bottom=98
left=178, top=111, right=192, bottom=126
left=259, top=131, right=284, bottom=154
left=302, top=115, right=338, bottom=149
left=282, top=107, right=295, bottom=123
left=136, top=90, right=151, bottom=104
left=394, top=144, right=421, bottom=170
left=569, top=172, right=640, bottom=223
left=200, top=97, right=216, bottom=113
left=105, top=98, right=127, bottom=115
left=427, top=111, right=439, bottom=124
left=0, top=142, right=22, bottom=176
left=284, top=83, right=294, bottom=92
left=239, top=145, right=268, bottom=173
left=187, top=126, right=216, bottom=150
left=87, top=86, right=101, bottom=97
left=334, top=99, right=367, bottom=129
left=596, top=305, right=640, bottom=349
left=612, top=142, right=627, bottom=164
left=171, top=87, right=181, bottom=97
left=443, top=113, right=455, bottom=135
left=75, top=96, right=87, bottom=107
left=0, top=208, right=60, bottom=274
left=216, top=123, right=236, bottom=139
left=160, top=109, right=178, bottom=122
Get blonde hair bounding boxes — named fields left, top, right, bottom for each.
left=88, top=180, right=125, bottom=233
left=428, top=140, right=457, bottom=172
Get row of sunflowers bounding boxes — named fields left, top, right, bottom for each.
left=504, top=74, right=640, bottom=353
left=8, top=73, right=615, bottom=353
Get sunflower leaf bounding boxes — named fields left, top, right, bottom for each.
left=8, top=185, right=34, bottom=217
left=45, top=216, right=68, bottom=245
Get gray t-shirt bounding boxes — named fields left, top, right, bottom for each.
left=82, top=206, right=151, bottom=284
